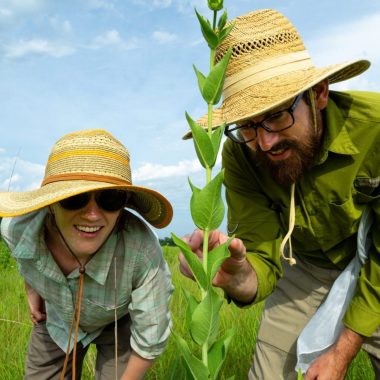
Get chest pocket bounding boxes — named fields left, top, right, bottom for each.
left=79, top=298, right=130, bottom=331
left=354, top=177, right=380, bottom=203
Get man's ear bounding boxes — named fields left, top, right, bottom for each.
left=313, top=79, right=329, bottom=110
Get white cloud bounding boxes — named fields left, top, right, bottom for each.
left=86, top=0, right=115, bottom=11
left=91, top=30, right=138, bottom=50
left=153, top=0, right=172, bottom=7
left=133, top=159, right=202, bottom=181
left=152, top=30, right=178, bottom=44
left=0, top=157, right=44, bottom=192
left=0, top=7, right=12, bottom=17
left=132, top=0, right=172, bottom=9
left=50, top=18, right=72, bottom=34
left=309, top=13, right=380, bottom=65
left=0, top=0, right=44, bottom=13
left=4, top=39, right=75, bottom=59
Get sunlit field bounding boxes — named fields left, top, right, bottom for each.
left=0, top=242, right=374, bottom=379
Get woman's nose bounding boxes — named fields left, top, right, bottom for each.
left=81, top=197, right=102, bottom=219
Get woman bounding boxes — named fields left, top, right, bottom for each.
left=0, top=129, right=173, bottom=380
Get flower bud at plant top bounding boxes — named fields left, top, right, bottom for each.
left=208, top=0, right=223, bottom=11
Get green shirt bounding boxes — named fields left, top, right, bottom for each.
left=222, top=90, right=380, bottom=337
left=1, top=209, right=173, bottom=359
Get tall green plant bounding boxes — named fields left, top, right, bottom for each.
left=171, top=1, right=234, bottom=378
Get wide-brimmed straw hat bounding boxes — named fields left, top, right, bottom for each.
left=0, top=129, right=173, bottom=228
left=184, top=9, right=370, bottom=138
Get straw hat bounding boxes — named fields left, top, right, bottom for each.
left=185, top=9, right=370, bottom=137
left=0, top=129, right=173, bottom=229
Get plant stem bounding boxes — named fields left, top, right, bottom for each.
left=200, top=11, right=218, bottom=374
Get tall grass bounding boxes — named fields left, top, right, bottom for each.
left=0, top=243, right=375, bottom=379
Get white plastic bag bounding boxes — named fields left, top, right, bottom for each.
left=296, top=207, right=374, bottom=374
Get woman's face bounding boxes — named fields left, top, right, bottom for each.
left=49, top=191, right=122, bottom=260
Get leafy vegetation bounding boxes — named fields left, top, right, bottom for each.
left=0, top=244, right=375, bottom=379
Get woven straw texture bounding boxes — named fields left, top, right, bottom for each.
left=0, top=129, right=172, bottom=228
left=186, top=9, right=369, bottom=137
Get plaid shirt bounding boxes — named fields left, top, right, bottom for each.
left=1, top=209, right=173, bottom=359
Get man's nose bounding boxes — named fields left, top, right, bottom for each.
left=256, top=128, right=280, bottom=151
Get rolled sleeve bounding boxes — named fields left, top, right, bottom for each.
left=344, top=215, right=380, bottom=336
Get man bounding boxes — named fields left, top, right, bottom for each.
left=0, top=129, right=173, bottom=379
left=180, top=9, right=380, bottom=380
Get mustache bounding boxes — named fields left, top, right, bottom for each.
left=257, top=139, right=298, bottom=154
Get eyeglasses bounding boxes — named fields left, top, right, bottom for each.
left=59, top=190, right=128, bottom=212
left=224, top=92, right=304, bottom=144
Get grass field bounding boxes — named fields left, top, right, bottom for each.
left=0, top=241, right=375, bottom=379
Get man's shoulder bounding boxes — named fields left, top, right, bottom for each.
left=330, top=90, right=380, bottom=121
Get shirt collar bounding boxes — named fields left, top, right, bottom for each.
left=13, top=208, right=118, bottom=286
left=78, top=231, right=118, bottom=285
left=316, top=92, right=360, bottom=164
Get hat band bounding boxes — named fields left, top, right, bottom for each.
left=223, top=51, right=314, bottom=100
left=41, top=173, right=132, bottom=186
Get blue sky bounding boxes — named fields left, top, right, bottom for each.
left=0, top=0, right=379, bottom=237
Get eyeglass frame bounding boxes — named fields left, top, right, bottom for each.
left=224, top=92, right=305, bottom=144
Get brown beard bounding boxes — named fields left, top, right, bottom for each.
left=253, top=127, right=322, bottom=186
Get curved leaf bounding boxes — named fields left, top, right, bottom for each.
left=190, top=287, right=223, bottom=345
left=207, top=237, right=233, bottom=282
left=217, top=10, right=227, bottom=30
left=190, top=170, right=225, bottom=230
left=195, top=9, right=218, bottom=49
left=203, top=48, right=232, bottom=104
left=208, top=328, right=235, bottom=379
left=183, top=288, right=199, bottom=330
left=210, top=123, right=225, bottom=166
left=218, top=24, right=234, bottom=45
left=171, top=232, right=208, bottom=291
left=175, top=335, right=209, bottom=379
left=186, top=112, right=214, bottom=168
left=193, top=65, right=206, bottom=95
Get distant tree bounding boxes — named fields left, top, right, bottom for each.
left=159, top=237, right=175, bottom=246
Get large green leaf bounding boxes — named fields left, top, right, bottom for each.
left=186, top=112, right=214, bottom=168
left=203, top=48, right=232, bottom=105
left=171, top=232, right=208, bottom=291
left=210, top=123, right=225, bottom=166
left=193, top=65, right=206, bottom=95
left=166, top=355, right=191, bottom=380
left=207, top=237, right=232, bottom=282
left=190, top=170, right=225, bottom=230
left=195, top=9, right=218, bottom=49
left=208, top=328, right=235, bottom=379
left=175, top=335, right=209, bottom=380
left=183, top=288, right=199, bottom=330
left=190, top=287, right=223, bottom=345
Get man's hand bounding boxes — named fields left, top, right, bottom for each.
left=179, top=229, right=258, bottom=304
left=305, top=327, right=364, bottom=380
left=25, top=282, right=46, bottom=324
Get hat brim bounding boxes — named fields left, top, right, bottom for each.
left=183, top=59, right=370, bottom=139
left=0, top=180, right=173, bottom=229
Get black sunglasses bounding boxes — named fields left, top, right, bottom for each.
left=59, top=189, right=128, bottom=212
